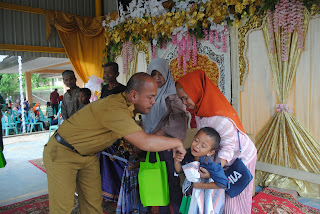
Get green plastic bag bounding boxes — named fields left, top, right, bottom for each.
left=179, top=195, right=191, bottom=214
left=138, top=152, right=170, bottom=207
left=0, top=148, right=6, bottom=168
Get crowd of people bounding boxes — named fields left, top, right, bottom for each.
left=41, top=59, right=257, bottom=214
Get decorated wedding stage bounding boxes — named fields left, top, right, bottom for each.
left=45, top=0, right=320, bottom=200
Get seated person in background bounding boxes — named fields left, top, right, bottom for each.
left=32, top=103, right=41, bottom=117
left=78, top=88, right=91, bottom=110
left=12, top=101, right=21, bottom=113
left=46, top=102, right=54, bottom=121
left=174, top=127, right=228, bottom=214
left=50, top=114, right=62, bottom=126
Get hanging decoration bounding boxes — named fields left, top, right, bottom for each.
left=18, top=56, right=26, bottom=133
left=102, top=0, right=243, bottom=72
left=267, top=0, right=305, bottom=61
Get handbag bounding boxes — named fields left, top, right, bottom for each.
left=138, top=152, right=170, bottom=206
left=0, top=148, right=6, bottom=168
left=179, top=195, right=191, bottom=214
left=225, top=131, right=253, bottom=198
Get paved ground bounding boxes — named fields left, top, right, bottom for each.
left=0, top=131, right=49, bottom=206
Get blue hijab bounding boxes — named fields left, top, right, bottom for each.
left=141, top=58, right=176, bottom=133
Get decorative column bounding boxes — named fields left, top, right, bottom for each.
left=24, top=72, right=32, bottom=104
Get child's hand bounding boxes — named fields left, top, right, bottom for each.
left=199, top=167, right=211, bottom=179
left=193, top=181, right=204, bottom=189
left=174, top=151, right=184, bottom=163
left=127, top=162, right=139, bottom=171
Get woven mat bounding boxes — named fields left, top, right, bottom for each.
left=0, top=194, right=117, bottom=214
left=252, top=188, right=320, bottom=214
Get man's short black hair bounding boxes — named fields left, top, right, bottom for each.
left=62, top=70, right=75, bottom=78
left=79, top=88, right=92, bottom=97
left=47, top=102, right=51, bottom=106
left=126, top=72, right=152, bottom=93
left=102, top=62, right=119, bottom=75
left=197, top=127, right=221, bottom=152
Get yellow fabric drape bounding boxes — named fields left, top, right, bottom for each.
left=255, top=10, right=320, bottom=198
left=46, top=10, right=105, bottom=82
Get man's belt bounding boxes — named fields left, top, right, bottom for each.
left=55, top=133, right=80, bottom=154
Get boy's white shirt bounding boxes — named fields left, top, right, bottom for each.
left=182, top=161, right=215, bottom=214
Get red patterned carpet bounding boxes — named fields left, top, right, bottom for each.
left=0, top=194, right=117, bottom=214
left=28, top=158, right=46, bottom=173
left=252, top=188, right=320, bottom=214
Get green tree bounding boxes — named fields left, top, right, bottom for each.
left=0, top=73, right=50, bottom=95
left=30, top=74, right=49, bottom=88
left=0, top=74, right=19, bottom=96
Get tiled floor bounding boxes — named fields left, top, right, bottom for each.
left=0, top=132, right=319, bottom=210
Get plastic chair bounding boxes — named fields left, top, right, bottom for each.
left=38, top=109, right=52, bottom=123
left=47, top=109, right=61, bottom=141
left=27, top=111, right=44, bottom=133
left=11, top=110, right=21, bottom=133
left=1, top=112, right=18, bottom=136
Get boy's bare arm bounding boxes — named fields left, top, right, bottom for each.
left=174, top=159, right=182, bottom=174
left=193, top=181, right=221, bottom=189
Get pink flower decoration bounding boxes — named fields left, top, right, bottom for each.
left=221, top=26, right=227, bottom=52
left=162, top=41, right=167, bottom=50
left=127, top=41, right=134, bottom=62
left=209, top=29, right=214, bottom=44
left=192, top=35, right=197, bottom=66
left=152, top=43, right=156, bottom=59
left=172, top=35, right=177, bottom=45
left=203, top=29, right=208, bottom=40
left=122, top=42, right=128, bottom=75
left=267, top=9, right=275, bottom=53
left=97, top=78, right=104, bottom=84
left=215, top=30, right=220, bottom=43
left=270, top=0, right=305, bottom=61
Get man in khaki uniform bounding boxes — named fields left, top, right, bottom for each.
left=43, top=73, right=186, bottom=214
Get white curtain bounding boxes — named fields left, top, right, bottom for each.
left=240, top=16, right=320, bottom=144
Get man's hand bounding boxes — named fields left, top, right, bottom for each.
left=173, top=140, right=186, bottom=162
left=199, top=167, right=211, bottom=179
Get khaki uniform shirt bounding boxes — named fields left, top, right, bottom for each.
left=57, top=92, right=142, bottom=155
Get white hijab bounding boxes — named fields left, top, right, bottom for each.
left=141, top=58, right=177, bottom=133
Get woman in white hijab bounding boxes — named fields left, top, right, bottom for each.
left=141, top=58, right=188, bottom=214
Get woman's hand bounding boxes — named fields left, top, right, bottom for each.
left=199, top=167, right=211, bottom=179
left=127, top=162, right=139, bottom=171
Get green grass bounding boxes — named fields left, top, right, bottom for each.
left=31, top=86, right=64, bottom=91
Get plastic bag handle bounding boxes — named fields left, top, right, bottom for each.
left=145, top=152, right=160, bottom=163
